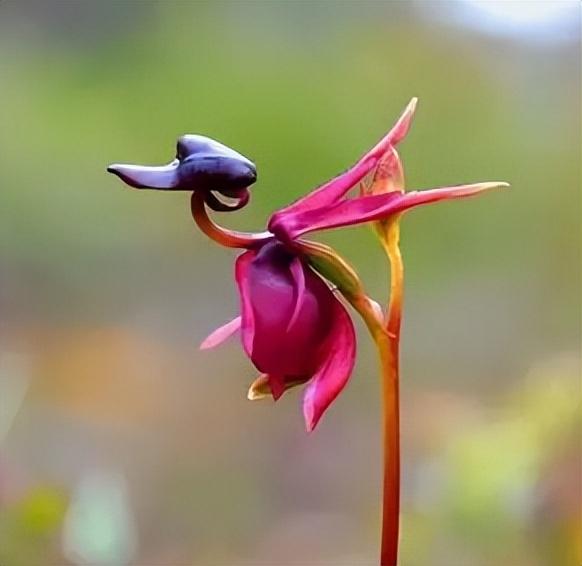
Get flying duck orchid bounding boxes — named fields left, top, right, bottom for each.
left=108, top=99, right=508, bottom=566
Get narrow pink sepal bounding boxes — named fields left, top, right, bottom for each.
left=287, top=256, right=306, bottom=332
left=235, top=250, right=258, bottom=358
left=384, top=96, right=417, bottom=147
left=200, top=316, right=241, bottom=350
left=302, top=296, right=356, bottom=432
left=269, top=98, right=418, bottom=224
left=273, top=181, right=509, bottom=241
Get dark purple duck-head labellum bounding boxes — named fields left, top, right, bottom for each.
left=107, top=135, right=257, bottom=211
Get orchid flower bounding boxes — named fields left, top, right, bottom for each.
left=110, top=139, right=364, bottom=432
left=108, top=99, right=508, bottom=566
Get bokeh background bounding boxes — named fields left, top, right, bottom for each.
left=0, top=2, right=580, bottom=565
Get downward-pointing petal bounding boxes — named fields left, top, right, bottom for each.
left=268, top=374, right=286, bottom=401
left=200, top=316, right=241, bottom=350
left=235, top=250, right=258, bottom=357
left=243, top=241, right=333, bottom=378
left=303, top=295, right=356, bottom=432
left=287, top=256, right=306, bottom=332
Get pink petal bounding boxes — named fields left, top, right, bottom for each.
left=273, top=181, right=509, bottom=241
left=235, top=250, right=258, bottom=357
left=245, top=242, right=333, bottom=378
left=303, top=294, right=356, bottom=432
left=200, top=316, right=241, bottom=350
left=286, top=256, right=306, bottom=332
left=268, top=374, right=286, bottom=401
left=269, top=98, right=417, bottom=222
left=385, top=96, right=418, bottom=146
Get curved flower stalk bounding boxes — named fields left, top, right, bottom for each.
left=108, top=100, right=508, bottom=566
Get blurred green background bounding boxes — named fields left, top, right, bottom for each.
left=0, top=2, right=580, bottom=565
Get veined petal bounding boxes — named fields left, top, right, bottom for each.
left=269, top=98, right=417, bottom=222
left=272, top=181, right=509, bottom=241
left=200, top=316, right=241, bottom=350
left=303, top=294, right=356, bottom=432
left=365, top=145, right=405, bottom=196
left=235, top=250, right=258, bottom=358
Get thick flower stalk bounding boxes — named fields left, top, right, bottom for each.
left=108, top=100, right=507, bottom=565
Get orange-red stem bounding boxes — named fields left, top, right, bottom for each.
left=190, top=192, right=271, bottom=249
left=379, top=218, right=403, bottom=566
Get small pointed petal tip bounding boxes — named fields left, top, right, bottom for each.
left=479, top=181, right=509, bottom=188
left=468, top=181, right=510, bottom=194
left=304, top=412, right=316, bottom=433
left=303, top=397, right=323, bottom=433
left=200, top=317, right=241, bottom=351
left=408, top=96, right=419, bottom=113
left=106, top=163, right=126, bottom=178
left=247, top=374, right=272, bottom=401
left=106, top=162, right=179, bottom=189
left=247, top=388, right=269, bottom=401
left=388, top=97, right=418, bottom=146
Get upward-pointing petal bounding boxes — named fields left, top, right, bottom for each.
left=269, top=98, right=418, bottom=223
left=385, top=97, right=417, bottom=147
